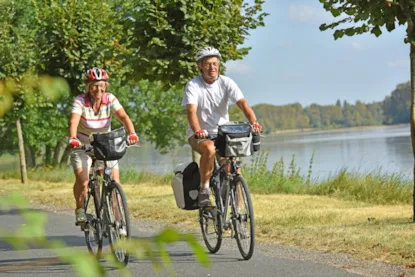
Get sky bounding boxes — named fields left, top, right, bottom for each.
left=224, top=0, right=409, bottom=107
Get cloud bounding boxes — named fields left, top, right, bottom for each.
left=387, top=60, right=408, bottom=68
left=225, top=61, right=254, bottom=74
left=350, top=41, right=363, bottom=50
left=278, top=41, right=294, bottom=48
left=288, top=4, right=334, bottom=23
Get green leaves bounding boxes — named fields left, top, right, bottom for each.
left=1, top=193, right=210, bottom=276
left=125, top=0, right=268, bottom=87
left=371, top=26, right=382, bottom=37
left=319, top=0, right=412, bottom=42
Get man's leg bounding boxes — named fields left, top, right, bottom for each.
left=189, top=136, right=216, bottom=207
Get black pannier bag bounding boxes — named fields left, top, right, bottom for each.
left=171, top=162, right=200, bottom=210
left=215, top=122, right=253, bottom=157
left=91, top=127, right=127, bottom=161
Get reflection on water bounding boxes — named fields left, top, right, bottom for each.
left=121, top=126, right=413, bottom=177
left=119, top=125, right=414, bottom=179
left=2, top=125, right=414, bottom=179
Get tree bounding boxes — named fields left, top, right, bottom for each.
left=383, top=81, right=411, bottom=124
left=123, top=0, right=268, bottom=87
left=0, top=0, right=40, bottom=182
left=319, top=0, right=415, bottom=220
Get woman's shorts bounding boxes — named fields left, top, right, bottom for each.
left=70, top=150, right=119, bottom=171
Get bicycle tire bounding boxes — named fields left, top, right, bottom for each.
left=199, top=184, right=223, bottom=253
left=84, top=179, right=103, bottom=257
left=106, top=180, right=131, bottom=267
left=232, top=175, right=255, bottom=260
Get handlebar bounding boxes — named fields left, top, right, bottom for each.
left=74, top=142, right=140, bottom=152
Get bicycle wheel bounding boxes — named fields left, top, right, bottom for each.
left=199, top=185, right=223, bottom=253
left=106, top=180, right=131, bottom=266
left=84, top=179, right=103, bottom=257
left=232, top=175, right=255, bottom=260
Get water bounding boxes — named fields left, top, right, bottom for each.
left=2, top=125, right=413, bottom=179
left=120, top=125, right=414, bottom=179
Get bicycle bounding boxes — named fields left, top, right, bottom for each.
left=76, top=144, right=133, bottom=266
left=199, top=136, right=255, bottom=260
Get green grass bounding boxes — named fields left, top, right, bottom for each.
left=243, top=151, right=413, bottom=205
left=1, top=151, right=412, bottom=205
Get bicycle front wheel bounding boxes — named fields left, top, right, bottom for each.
left=199, top=185, right=223, bottom=253
left=84, top=180, right=103, bottom=258
left=232, top=175, right=255, bottom=260
left=106, top=181, right=131, bottom=267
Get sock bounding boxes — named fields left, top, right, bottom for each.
left=201, top=183, right=209, bottom=190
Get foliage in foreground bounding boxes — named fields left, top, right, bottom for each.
left=0, top=193, right=209, bottom=276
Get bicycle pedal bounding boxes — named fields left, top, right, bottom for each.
left=203, top=205, right=216, bottom=211
left=75, top=221, right=87, bottom=227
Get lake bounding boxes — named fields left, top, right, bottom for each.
left=120, top=125, right=414, bottom=179
left=1, top=125, right=413, bottom=179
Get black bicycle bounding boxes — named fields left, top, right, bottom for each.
left=199, top=138, right=255, bottom=260
left=77, top=144, right=131, bottom=266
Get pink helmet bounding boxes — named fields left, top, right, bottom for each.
left=85, top=67, right=109, bottom=82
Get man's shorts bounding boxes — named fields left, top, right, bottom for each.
left=70, top=150, right=119, bottom=171
left=188, top=135, right=222, bottom=162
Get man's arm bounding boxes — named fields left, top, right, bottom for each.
left=114, top=108, right=136, bottom=135
left=187, top=104, right=201, bottom=133
left=236, top=98, right=257, bottom=124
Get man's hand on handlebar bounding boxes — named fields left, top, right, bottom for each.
left=195, top=129, right=209, bottom=139
left=251, top=122, right=263, bottom=134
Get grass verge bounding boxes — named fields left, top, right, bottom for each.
left=1, top=178, right=414, bottom=267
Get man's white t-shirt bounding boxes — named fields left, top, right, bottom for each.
left=182, top=75, right=244, bottom=139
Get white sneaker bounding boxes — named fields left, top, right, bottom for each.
left=119, top=227, right=127, bottom=237
left=75, top=208, right=87, bottom=224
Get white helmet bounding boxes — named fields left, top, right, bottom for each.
left=195, top=47, right=221, bottom=63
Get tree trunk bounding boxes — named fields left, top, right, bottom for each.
left=16, top=118, right=28, bottom=183
left=411, top=43, right=415, bottom=222
left=24, top=145, right=35, bottom=168
left=52, top=139, right=67, bottom=165
left=60, top=146, right=71, bottom=166
left=45, top=145, right=52, bottom=166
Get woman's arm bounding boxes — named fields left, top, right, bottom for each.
left=114, top=108, right=136, bottom=135
left=68, top=113, right=81, bottom=137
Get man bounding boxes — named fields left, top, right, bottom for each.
left=182, top=46, right=262, bottom=207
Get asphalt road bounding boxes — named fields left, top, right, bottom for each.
left=0, top=206, right=409, bottom=277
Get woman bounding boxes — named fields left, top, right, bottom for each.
left=68, top=67, right=138, bottom=224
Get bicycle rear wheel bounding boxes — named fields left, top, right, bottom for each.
left=84, top=179, right=103, bottom=257
left=199, top=185, right=223, bottom=253
left=106, top=180, right=131, bottom=266
left=232, top=175, right=255, bottom=260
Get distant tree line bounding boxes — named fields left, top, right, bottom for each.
left=230, top=81, right=410, bottom=133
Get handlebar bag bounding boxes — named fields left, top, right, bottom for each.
left=92, top=127, right=127, bottom=161
left=215, top=122, right=252, bottom=157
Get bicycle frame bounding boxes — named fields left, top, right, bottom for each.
left=210, top=157, right=242, bottom=233
left=84, top=149, right=118, bottom=234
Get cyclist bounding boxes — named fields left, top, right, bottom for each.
left=68, top=67, right=139, bottom=225
left=181, top=46, right=262, bottom=207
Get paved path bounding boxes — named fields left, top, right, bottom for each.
left=0, top=207, right=411, bottom=277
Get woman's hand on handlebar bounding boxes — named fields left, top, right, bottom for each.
left=68, top=137, right=81, bottom=149
left=127, top=132, right=139, bottom=145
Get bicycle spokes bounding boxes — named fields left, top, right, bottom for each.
left=232, top=176, right=255, bottom=260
